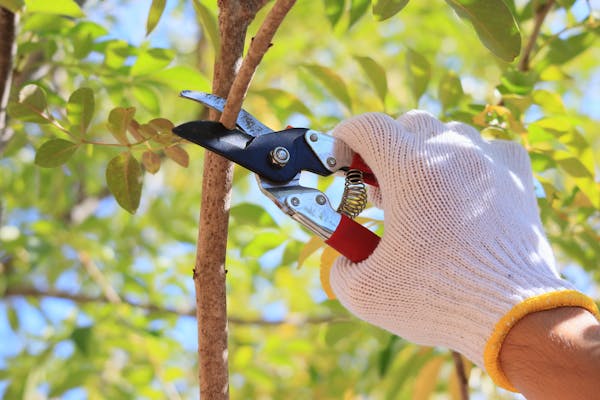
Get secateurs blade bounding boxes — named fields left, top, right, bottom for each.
left=172, top=91, right=380, bottom=263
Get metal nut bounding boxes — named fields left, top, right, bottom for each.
left=290, top=197, right=300, bottom=206
left=309, top=133, right=318, bottom=142
left=270, top=146, right=290, bottom=167
left=316, top=195, right=326, bottom=205
left=326, top=157, right=337, bottom=167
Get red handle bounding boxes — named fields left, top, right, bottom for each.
left=325, top=215, right=380, bottom=263
left=350, top=154, right=378, bottom=187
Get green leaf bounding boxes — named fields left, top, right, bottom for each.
left=556, top=0, right=576, bottom=8
left=438, top=70, right=464, bottom=110
left=9, top=84, right=49, bottom=123
left=146, top=0, right=166, bottom=36
left=251, top=88, right=312, bottom=119
left=107, top=107, right=136, bottom=145
left=147, top=66, right=211, bottom=92
left=555, top=151, right=593, bottom=178
left=354, top=55, right=388, bottom=104
left=325, top=322, right=357, bottom=346
left=373, top=0, right=409, bottom=21
left=106, top=152, right=143, bottom=214
left=543, top=32, right=594, bottom=66
left=531, top=116, right=572, bottom=133
left=532, top=89, right=565, bottom=114
left=2, top=130, right=28, bottom=157
left=379, top=335, right=399, bottom=377
left=25, top=0, right=84, bottom=17
left=71, top=326, right=93, bottom=355
left=405, top=48, right=430, bottom=103
left=192, top=0, right=220, bottom=54
left=445, top=0, right=521, bottom=61
left=67, top=88, right=95, bottom=137
left=70, top=22, right=108, bottom=59
left=303, top=64, right=353, bottom=112
left=0, top=0, right=24, bottom=12
left=499, top=67, right=537, bottom=95
left=7, top=102, right=49, bottom=123
left=241, top=231, right=285, bottom=258
left=7, top=306, right=19, bottom=332
left=131, top=48, right=174, bottom=76
left=349, top=0, right=370, bottom=28
left=324, top=0, right=346, bottom=27
left=230, top=203, right=276, bottom=228
left=34, top=139, right=79, bottom=167
left=132, top=85, right=160, bottom=114
left=103, top=40, right=132, bottom=69
left=20, top=83, right=47, bottom=109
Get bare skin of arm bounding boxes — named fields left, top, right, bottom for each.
left=499, top=307, right=600, bottom=400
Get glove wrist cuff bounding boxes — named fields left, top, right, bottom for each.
left=483, top=290, right=600, bottom=392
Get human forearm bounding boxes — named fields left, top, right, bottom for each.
left=500, top=307, right=600, bottom=399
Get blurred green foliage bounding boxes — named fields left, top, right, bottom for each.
left=0, top=0, right=599, bottom=398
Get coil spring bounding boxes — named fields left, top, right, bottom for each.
left=337, top=169, right=368, bottom=219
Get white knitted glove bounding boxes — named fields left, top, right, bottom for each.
left=330, top=111, right=599, bottom=391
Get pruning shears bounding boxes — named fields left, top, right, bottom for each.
left=172, top=91, right=380, bottom=263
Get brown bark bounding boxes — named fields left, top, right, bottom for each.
left=194, top=1, right=297, bottom=398
left=452, top=351, right=470, bottom=400
left=194, top=1, right=267, bottom=399
left=518, top=0, right=555, bottom=72
left=0, top=7, right=17, bottom=151
left=219, top=0, right=297, bottom=130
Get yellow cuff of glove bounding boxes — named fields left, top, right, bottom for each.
left=483, top=290, right=600, bottom=392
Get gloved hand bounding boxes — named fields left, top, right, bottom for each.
left=330, top=111, right=599, bottom=391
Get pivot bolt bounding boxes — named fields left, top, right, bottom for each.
left=270, top=146, right=290, bottom=167
left=326, top=157, right=337, bottom=167
left=316, top=195, right=326, bottom=205
left=290, top=197, right=300, bottom=207
left=309, top=133, right=318, bottom=142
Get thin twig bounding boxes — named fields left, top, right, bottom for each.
left=2, top=286, right=346, bottom=326
left=78, top=251, right=121, bottom=304
left=452, top=351, right=470, bottom=400
left=219, top=0, right=297, bottom=129
left=529, top=19, right=593, bottom=66
left=519, top=0, right=555, bottom=71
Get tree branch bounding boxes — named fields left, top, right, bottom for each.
left=518, top=0, right=555, bottom=72
left=195, top=1, right=295, bottom=398
left=452, top=351, right=470, bottom=400
left=78, top=251, right=122, bottom=304
left=219, top=0, right=297, bottom=129
left=2, top=286, right=346, bottom=326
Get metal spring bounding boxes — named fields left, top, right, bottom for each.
left=337, top=169, right=368, bottom=219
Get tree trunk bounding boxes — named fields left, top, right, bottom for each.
left=0, top=7, right=17, bottom=151
left=194, top=1, right=296, bottom=398
left=194, top=2, right=267, bottom=398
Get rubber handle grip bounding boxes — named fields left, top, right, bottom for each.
left=325, top=215, right=380, bottom=263
left=350, top=154, right=378, bottom=187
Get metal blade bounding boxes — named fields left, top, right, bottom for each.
left=172, top=120, right=254, bottom=151
left=172, top=120, right=331, bottom=183
left=179, top=90, right=273, bottom=137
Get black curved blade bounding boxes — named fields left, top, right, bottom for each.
left=172, top=120, right=331, bottom=183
